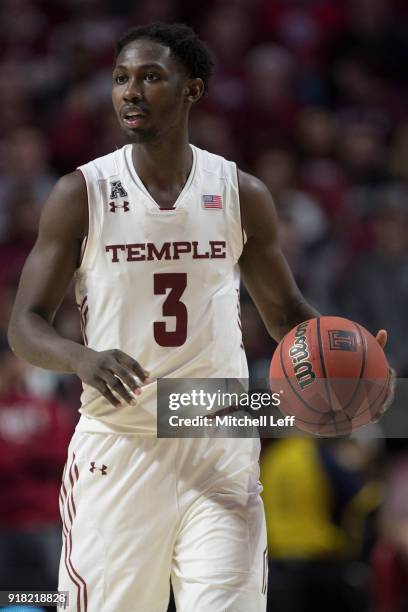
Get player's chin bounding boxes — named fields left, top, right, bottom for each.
left=123, top=125, right=157, bottom=143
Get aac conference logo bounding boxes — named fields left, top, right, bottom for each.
left=109, top=180, right=130, bottom=213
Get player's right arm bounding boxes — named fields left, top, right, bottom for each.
left=8, top=172, right=148, bottom=406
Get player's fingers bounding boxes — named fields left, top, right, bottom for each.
left=93, top=378, right=121, bottom=407
left=103, top=372, right=135, bottom=404
left=110, top=364, right=141, bottom=395
left=113, top=350, right=150, bottom=382
left=375, top=329, right=387, bottom=349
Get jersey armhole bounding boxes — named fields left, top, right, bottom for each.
left=76, top=168, right=90, bottom=270
left=235, top=165, right=247, bottom=251
left=77, top=151, right=120, bottom=273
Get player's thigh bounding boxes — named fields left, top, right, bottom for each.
left=171, top=490, right=268, bottom=612
left=58, top=432, right=177, bottom=612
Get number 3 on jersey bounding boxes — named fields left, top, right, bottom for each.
left=153, top=273, right=188, bottom=347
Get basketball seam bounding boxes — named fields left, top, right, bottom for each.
left=338, top=323, right=366, bottom=417
left=278, top=355, right=389, bottom=436
left=332, top=380, right=388, bottom=428
left=316, top=317, right=339, bottom=435
left=348, top=370, right=390, bottom=422
left=314, top=374, right=390, bottom=430
left=277, top=396, right=344, bottom=434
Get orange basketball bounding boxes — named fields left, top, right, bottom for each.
left=269, top=316, right=390, bottom=436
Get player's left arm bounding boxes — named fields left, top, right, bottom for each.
left=237, top=170, right=394, bottom=412
left=238, top=169, right=319, bottom=342
left=238, top=170, right=388, bottom=345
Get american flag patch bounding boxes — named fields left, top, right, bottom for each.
left=202, top=194, right=223, bottom=209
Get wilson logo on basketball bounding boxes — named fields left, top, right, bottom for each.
left=289, top=321, right=316, bottom=390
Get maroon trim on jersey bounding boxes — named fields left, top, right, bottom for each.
left=60, top=464, right=81, bottom=611
left=78, top=297, right=89, bottom=346
left=60, top=454, right=88, bottom=612
left=60, top=465, right=81, bottom=610
left=79, top=296, right=87, bottom=314
left=236, top=289, right=244, bottom=349
left=82, top=306, right=89, bottom=345
left=262, top=546, right=268, bottom=595
left=77, top=168, right=89, bottom=269
left=235, top=167, right=246, bottom=252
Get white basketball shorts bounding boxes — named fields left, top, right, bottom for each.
left=58, top=432, right=267, bottom=612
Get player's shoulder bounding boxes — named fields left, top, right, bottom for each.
left=38, top=170, right=87, bottom=242
left=236, top=170, right=277, bottom=239
left=49, top=170, right=87, bottom=201
left=237, top=169, right=270, bottom=202
left=78, top=145, right=128, bottom=180
left=193, top=144, right=237, bottom=181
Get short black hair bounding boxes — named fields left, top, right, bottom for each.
left=115, top=22, right=214, bottom=94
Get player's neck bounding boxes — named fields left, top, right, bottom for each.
left=131, top=127, right=192, bottom=191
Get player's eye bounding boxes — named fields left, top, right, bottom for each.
left=114, top=74, right=128, bottom=85
left=145, top=72, right=160, bottom=83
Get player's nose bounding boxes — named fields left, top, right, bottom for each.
left=123, top=78, right=143, bottom=102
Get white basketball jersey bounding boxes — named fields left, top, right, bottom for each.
left=74, top=144, right=248, bottom=434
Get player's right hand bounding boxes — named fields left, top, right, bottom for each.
left=73, top=347, right=150, bottom=407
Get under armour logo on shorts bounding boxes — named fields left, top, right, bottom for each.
left=89, top=462, right=108, bottom=475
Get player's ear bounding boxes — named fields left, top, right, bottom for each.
left=185, top=78, right=204, bottom=104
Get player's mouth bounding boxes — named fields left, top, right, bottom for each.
left=122, top=112, right=147, bottom=128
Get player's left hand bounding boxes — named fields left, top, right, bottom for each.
left=372, top=328, right=396, bottom=422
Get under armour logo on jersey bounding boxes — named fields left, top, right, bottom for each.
left=109, top=201, right=130, bottom=213
left=89, top=462, right=108, bottom=475
left=109, top=180, right=128, bottom=199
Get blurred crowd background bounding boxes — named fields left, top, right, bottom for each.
left=1, top=0, right=408, bottom=610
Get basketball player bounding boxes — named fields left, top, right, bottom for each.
left=8, top=23, right=390, bottom=612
